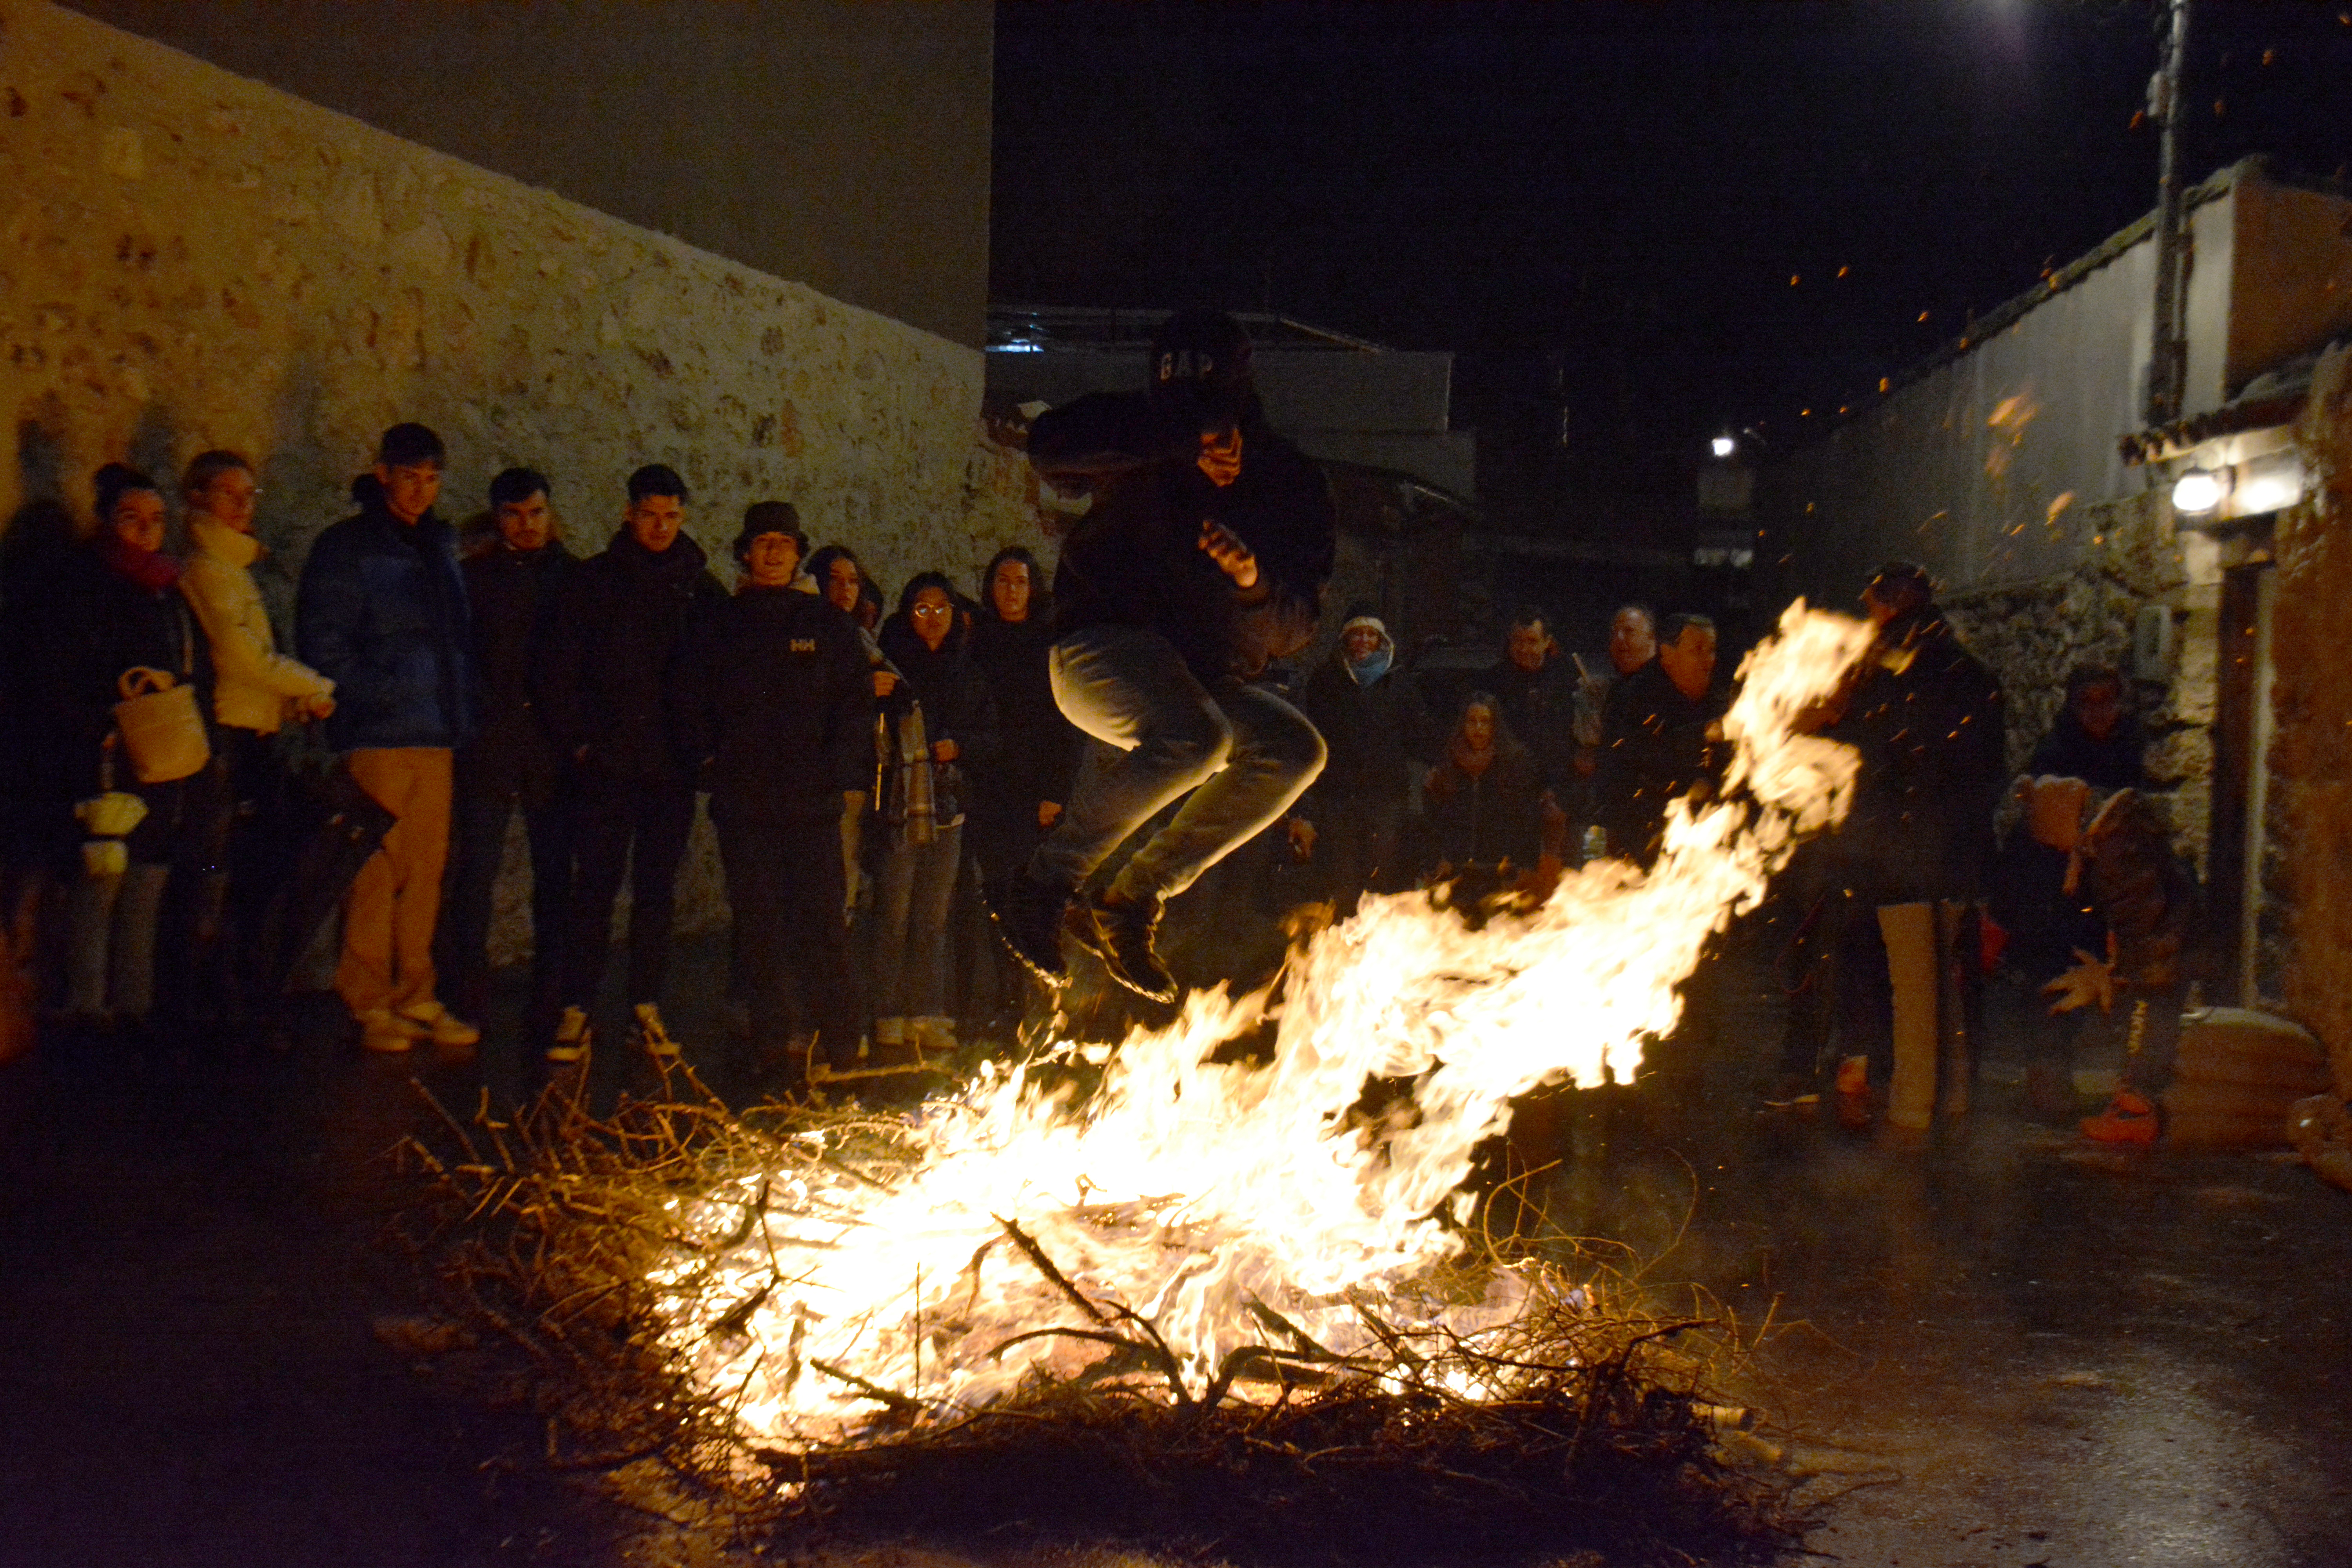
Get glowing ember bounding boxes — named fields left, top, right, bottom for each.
left=647, top=602, right=1875, bottom=1450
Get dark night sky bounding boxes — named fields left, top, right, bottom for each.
left=991, top=1, right=2352, bottom=534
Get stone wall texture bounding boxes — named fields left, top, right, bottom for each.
left=1940, top=491, right=2216, bottom=871
left=0, top=0, right=1045, bottom=959
left=2270, top=345, right=2352, bottom=1096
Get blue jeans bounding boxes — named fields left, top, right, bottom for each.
left=875, top=819, right=961, bottom=1021
left=1030, top=624, right=1326, bottom=902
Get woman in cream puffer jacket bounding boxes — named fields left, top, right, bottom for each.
left=178, top=452, right=335, bottom=737
left=177, top=451, right=335, bottom=1007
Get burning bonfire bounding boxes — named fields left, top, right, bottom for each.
left=405, top=603, right=1874, bottom=1563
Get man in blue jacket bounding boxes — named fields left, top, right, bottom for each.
left=296, top=423, right=478, bottom=1054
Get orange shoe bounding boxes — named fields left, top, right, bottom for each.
left=2081, top=1089, right=2160, bottom=1145
left=1833, top=1055, right=1872, bottom=1130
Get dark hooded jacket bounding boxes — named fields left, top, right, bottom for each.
left=539, top=529, right=726, bottom=782
left=969, top=605, right=1080, bottom=825
left=2029, top=707, right=2145, bottom=792
left=295, top=499, right=473, bottom=751
left=1029, top=393, right=1336, bottom=682
left=1827, top=606, right=2005, bottom=894
left=458, top=539, right=574, bottom=804
left=1299, top=628, right=1430, bottom=809
left=878, top=611, right=1001, bottom=811
left=670, top=584, right=872, bottom=819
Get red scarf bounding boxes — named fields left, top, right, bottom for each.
left=102, top=532, right=180, bottom=592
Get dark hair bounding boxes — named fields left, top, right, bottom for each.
left=93, top=462, right=162, bottom=524
left=1507, top=603, right=1550, bottom=633
left=377, top=422, right=446, bottom=469
left=805, top=543, right=864, bottom=593
left=895, top=569, right=959, bottom=621
left=980, top=544, right=1049, bottom=620
left=489, top=466, right=550, bottom=509
left=351, top=471, right=385, bottom=508
left=626, top=463, right=688, bottom=504
left=1659, top=612, right=1717, bottom=647
left=733, top=500, right=808, bottom=564
left=180, top=449, right=252, bottom=500
left=2065, top=663, right=2125, bottom=703
left=1866, top=559, right=1933, bottom=599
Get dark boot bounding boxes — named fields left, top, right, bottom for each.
left=989, top=869, right=1071, bottom=985
left=1083, top=891, right=1177, bottom=1004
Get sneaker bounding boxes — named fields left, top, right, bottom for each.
left=874, top=1016, right=908, bottom=1048
left=357, top=1009, right=415, bottom=1054
left=912, top=1016, right=959, bottom=1058
left=1833, top=1054, right=1872, bottom=1130
left=2082, top=1089, right=2160, bottom=1145
left=632, top=1002, right=681, bottom=1060
left=547, top=1005, right=592, bottom=1064
left=989, top=870, right=1071, bottom=985
left=399, top=999, right=481, bottom=1049
left=1083, top=891, right=1177, bottom=1004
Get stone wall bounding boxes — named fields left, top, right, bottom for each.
left=1940, top=490, right=2218, bottom=871
left=0, top=0, right=1046, bottom=960
left=2269, top=345, right=2352, bottom=1096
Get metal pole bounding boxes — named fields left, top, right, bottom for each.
left=2146, top=0, right=2192, bottom=426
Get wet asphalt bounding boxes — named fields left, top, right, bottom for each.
left=0, top=938, right=2346, bottom=1568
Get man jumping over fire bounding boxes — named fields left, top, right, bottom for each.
left=994, top=310, right=1336, bottom=1002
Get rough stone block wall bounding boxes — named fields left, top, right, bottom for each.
left=0, top=0, right=1044, bottom=963
left=2269, top=345, right=2352, bottom=1096
left=1940, top=491, right=2216, bottom=870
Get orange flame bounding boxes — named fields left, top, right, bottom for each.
left=648, top=602, right=1877, bottom=1450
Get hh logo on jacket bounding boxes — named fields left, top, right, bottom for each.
left=790, top=638, right=817, bottom=653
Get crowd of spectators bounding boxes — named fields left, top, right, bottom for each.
left=0, top=419, right=2191, bottom=1138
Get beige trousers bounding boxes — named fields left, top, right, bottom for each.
left=338, top=747, right=452, bottom=1017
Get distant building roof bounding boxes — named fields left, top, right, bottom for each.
left=989, top=306, right=1391, bottom=355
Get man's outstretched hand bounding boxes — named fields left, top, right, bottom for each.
left=1199, top=520, right=1259, bottom=589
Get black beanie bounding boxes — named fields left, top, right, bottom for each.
left=733, top=500, right=807, bottom=563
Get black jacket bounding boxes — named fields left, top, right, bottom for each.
left=458, top=541, right=574, bottom=804
left=295, top=502, right=473, bottom=751
left=1300, top=652, right=1430, bottom=809
left=1423, top=746, right=1547, bottom=871
left=969, top=610, right=1081, bottom=821
left=38, top=545, right=217, bottom=796
left=1597, top=660, right=1729, bottom=861
left=1488, top=657, right=1583, bottom=791
left=2029, top=710, right=2144, bottom=791
left=1828, top=608, right=2006, bottom=894
left=1030, top=394, right=1336, bottom=682
left=878, top=616, right=1001, bottom=776
left=670, top=584, right=872, bottom=819
left=539, top=530, right=726, bottom=783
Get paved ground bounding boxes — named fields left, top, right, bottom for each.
left=1, top=938, right=2347, bottom=1567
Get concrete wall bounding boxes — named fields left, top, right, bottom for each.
left=2228, top=180, right=2352, bottom=398
left=2268, top=345, right=2352, bottom=1097
left=1764, top=167, right=2352, bottom=610
left=0, top=0, right=1043, bottom=960
left=57, top=0, right=994, bottom=347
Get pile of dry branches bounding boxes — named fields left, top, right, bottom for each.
left=394, top=1073, right=1808, bottom=1566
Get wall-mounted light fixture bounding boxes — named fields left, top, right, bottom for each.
left=2171, top=466, right=2225, bottom=516
left=1710, top=435, right=1737, bottom=459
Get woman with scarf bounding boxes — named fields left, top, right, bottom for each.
left=177, top=450, right=336, bottom=1015
left=1291, top=607, right=1429, bottom=909
left=869, top=572, right=997, bottom=1063
left=40, top=464, right=229, bottom=1025
left=1419, top=691, right=1549, bottom=878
